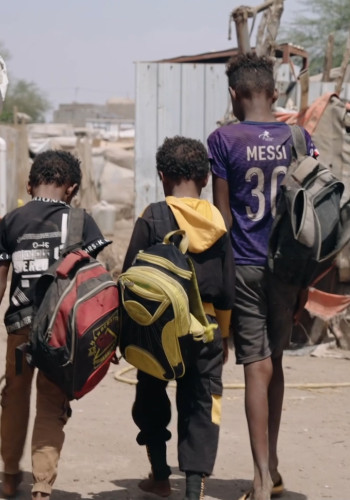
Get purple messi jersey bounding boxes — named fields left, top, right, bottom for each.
left=207, top=121, right=318, bottom=266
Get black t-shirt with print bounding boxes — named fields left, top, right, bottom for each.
left=0, top=198, right=111, bottom=331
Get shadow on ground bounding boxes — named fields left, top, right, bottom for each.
left=0, top=470, right=308, bottom=500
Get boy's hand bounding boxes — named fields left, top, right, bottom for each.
left=222, top=338, right=229, bottom=364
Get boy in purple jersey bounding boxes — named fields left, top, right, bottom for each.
left=0, top=150, right=111, bottom=500
left=207, top=53, right=317, bottom=500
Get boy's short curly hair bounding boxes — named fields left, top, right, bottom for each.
left=156, top=136, right=209, bottom=181
left=29, top=150, right=82, bottom=189
left=226, top=52, right=275, bottom=99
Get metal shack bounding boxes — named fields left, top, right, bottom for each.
left=134, top=44, right=350, bottom=217
left=134, top=43, right=308, bottom=216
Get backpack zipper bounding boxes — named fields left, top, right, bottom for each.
left=44, top=261, right=103, bottom=342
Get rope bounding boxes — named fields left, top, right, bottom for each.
left=114, top=365, right=350, bottom=390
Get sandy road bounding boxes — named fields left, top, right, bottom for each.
left=0, top=215, right=349, bottom=500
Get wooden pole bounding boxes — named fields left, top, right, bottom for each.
left=255, top=0, right=284, bottom=57
left=335, top=30, right=350, bottom=96
left=322, top=33, right=334, bottom=82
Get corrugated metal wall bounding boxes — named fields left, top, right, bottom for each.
left=135, top=61, right=350, bottom=217
left=135, top=62, right=228, bottom=216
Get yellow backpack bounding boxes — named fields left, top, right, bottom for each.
left=118, top=229, right=216, bottom=380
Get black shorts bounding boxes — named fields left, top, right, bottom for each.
left=232, top=265, right=300, bottom=364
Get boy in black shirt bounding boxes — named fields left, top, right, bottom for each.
left=0, top=150, right=111, bottom=499
left=122, top=136, right=235, bottom=500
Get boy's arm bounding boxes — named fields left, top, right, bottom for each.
left=303, top=128, right=319, bottom=159
left=214, top=309, right=232, bottom=339
left=212, top=174, right=233, bottom=230
left=0, top=262, right=10, bottom=304
left=214, top=229, right=236, bottom=363
left=294, top=287, right=309, bottom=325
left=81, top=212, right=112, bottom=258
left=122, top=217, right=153, bottom=272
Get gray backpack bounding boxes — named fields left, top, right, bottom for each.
left=268, top=125, right=350, bottom=288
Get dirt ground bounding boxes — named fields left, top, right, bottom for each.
left=0, top=217, right=350, bottom=500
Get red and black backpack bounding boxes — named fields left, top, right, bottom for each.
left=24, top=208, right=119, bottom=400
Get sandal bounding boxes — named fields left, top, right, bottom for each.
left=271, top=474, right=284, bottom=496
left=238, top=493, right=252, bottom=500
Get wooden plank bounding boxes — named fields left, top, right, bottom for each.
left=335, top=30, right=350, bottom=96
left=322, top=33, right=334, bottom=82
left=343, top=83, right=350, bottom=101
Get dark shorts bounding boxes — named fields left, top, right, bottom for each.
left=232, top=265, right=300, bottom=365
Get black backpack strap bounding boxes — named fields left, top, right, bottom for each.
left=16, top=208, right=85, bottom=375
left=149, top=201, right=178, bottom=242
left=63, top=207, right=85, bottom=255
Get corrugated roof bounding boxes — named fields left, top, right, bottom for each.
left=156, top=43, right=308, bottom=66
